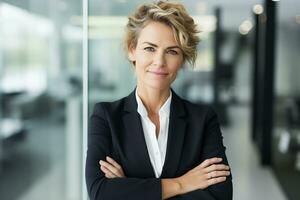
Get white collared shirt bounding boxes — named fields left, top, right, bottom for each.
left=135, top=89, right=172, bottom=178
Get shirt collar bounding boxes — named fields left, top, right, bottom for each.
left=135, top=89, right=172, bottom=118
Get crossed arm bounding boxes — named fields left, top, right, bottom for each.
left=100, top=156, right=230, bottom=199
left=86, top=104, right=233, bottom=200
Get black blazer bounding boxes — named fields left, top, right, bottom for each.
left=86, top=89, right=233, bottom=200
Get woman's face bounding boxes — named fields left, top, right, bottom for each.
left=128, top=21, right=184, bottom=91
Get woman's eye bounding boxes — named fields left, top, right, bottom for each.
left=144, top=47, right=155, bottom=52
left=167, top=50, right=178, bottom=55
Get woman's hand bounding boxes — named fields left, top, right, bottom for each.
left=176, top=157, right=230, bottom=195
left=99, top=156, right=126, bottom=178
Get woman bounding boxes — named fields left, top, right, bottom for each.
left=85, top=1, right=232, bottom=200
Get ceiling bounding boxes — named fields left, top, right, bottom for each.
left=1, top=0, right=299, bottom=30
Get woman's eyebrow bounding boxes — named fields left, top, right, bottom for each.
left=143, top=42, right=158, bottom=47
left=142, top=42, right=181, bottom=49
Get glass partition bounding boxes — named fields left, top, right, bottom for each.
left=273, top=0, right=300, bottom=199
left=0, top=0, right=83, bottom=199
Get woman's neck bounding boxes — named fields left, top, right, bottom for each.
left=136, top=85, right=170, bottom=115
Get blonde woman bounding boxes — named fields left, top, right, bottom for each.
left=86, top=1, right=232, bottom=199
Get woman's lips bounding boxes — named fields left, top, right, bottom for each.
left=148, top=70, right=168, bottom=76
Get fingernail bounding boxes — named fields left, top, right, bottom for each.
left=99, top=160, right=103, bottom=164
left=218, top=158, right=223, bottom=161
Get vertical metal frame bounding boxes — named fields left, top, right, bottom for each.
left=251, top=11, right=260, bottom=142
left=82, top=0, right=89, bottom=199
left=260, top=0, right=277, bottom=165
left=213, top=7, right=221, bottom=106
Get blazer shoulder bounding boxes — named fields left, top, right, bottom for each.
left=93, top=97, right=126, bottom=114
left=181, top=98, right=217, bottom=119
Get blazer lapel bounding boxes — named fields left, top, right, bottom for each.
left=123, top=89, right=156, bottom=177
left=122, top=89, right=187, bottom=178
left=161, top=91, right=187, bottom=178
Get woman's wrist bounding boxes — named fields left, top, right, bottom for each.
left=174, top=176, right=186, bottom=195
left=161, top=178, right=183, bottom=199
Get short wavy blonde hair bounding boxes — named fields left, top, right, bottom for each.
left=124, top=0, right=200, bottom=66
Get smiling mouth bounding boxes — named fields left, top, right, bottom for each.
left=148, top=71, right=168, bottom=76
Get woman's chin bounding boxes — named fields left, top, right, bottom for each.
left=142, top=81, right=171, bottom=91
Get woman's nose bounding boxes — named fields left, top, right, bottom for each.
left=153, top=51, right=166, bottom=67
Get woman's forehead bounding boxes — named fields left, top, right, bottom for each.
left=137, top=21, right=178, bottom=46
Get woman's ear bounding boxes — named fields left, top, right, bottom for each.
left=128, top=47, right=136, bottom=62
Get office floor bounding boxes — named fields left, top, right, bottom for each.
left=0, top=117, right=66, bottom=200
left=223, top=105, right=287, bottom=200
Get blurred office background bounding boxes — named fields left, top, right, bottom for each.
left=0, top=0, right=299, bottom=200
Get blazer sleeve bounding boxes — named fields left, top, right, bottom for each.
left=168, top=106, right=233, bottom=200
left=85, top=103, right=162, bottom=200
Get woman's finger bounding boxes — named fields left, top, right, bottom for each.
left=207, top=176, right=227, bottom=186
left=191, top=157, right=223, bottom=172
left=204, top=164, right=230, bottom=173
left=106, top=156, right=122, bottom=170
left=206, top=170, right=230, bottom=180
left=106, top=156, right=126, bottom=177
left=200, top=158, right=223, bottom=168
left=100, top=165, right=117, bottom=178
left=99, top=160, right=122, bottom=177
